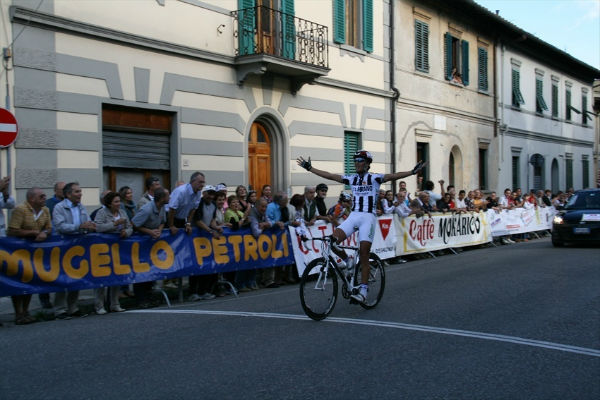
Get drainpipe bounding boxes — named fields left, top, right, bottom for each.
left=389, top=0, right=398, bottom=194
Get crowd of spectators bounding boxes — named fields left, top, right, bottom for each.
left=0, top=171, right=575, bottom=326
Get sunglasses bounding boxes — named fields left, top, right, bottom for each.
left=354, top=158, right=366, bottom=163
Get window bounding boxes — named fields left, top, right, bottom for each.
left=512, top=155, right=520, bottom=189
left=566, top=158, right=573, bottom=189
left=551, top=82, right=559, bottom=118
left=535, top=78, right=548, bottom=114
left=479, top=148, right=487, bottom=190
left=333, top=0, right=373, bottom=52
left=511, top=69, right=525, bottom=107
left=344, top=131, right=361, bottom=175
left=415, top=20, right=429, bottom=72
left=582, top=158, right=589, bottom=188
left=582, top=94, right=588, bottom=125
left=444, top=33, right=469, bottom=85
left=416, top=142, right=429, bottom=183
left=477, top=47, right=488, bottom=91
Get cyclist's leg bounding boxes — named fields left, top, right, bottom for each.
left=331, top=228, right=348, bottom=259
left=359, top=240, right=372, bottom=284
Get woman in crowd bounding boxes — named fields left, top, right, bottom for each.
left=260, top=184, right=273, bottom=203
left=245, top=190, right=257, bottom=216
left=94, top=191, right=133, bottom=313
left=235, top=185, right=249, bottom=213
left=381, top=190, right=396, bottom=214
left=119, top=186, right=136, bottom=220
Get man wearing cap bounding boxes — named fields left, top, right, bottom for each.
left=189, top=184, right=220, bottom=300
left=315, top=183, right=330, bottom=220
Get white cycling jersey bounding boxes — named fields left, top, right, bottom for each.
left=341, top=172, right=384, bottom=215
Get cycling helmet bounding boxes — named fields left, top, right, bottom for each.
left=339, top=192, right=352, bottom=202
left=353, top=150, right=373, bottom=163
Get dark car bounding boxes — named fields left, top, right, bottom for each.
left=552, top=189, right=600, bottom=247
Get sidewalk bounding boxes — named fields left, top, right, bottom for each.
left=0, top=289, right=96, bottom=325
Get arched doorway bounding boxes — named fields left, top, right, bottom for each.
left=248, top=122, right=271, bottom=192
left=449, top=145, right=463, bottom=190
left=551, top=158, right=559, bottom=194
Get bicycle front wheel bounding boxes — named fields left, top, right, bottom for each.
left=353, top=253, right=385, bottom=309
left=299, top=257, right=338, bottom=321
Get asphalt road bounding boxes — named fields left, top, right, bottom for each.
left=1, top=238, right=599, bottom=399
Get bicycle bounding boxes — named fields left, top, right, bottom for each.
left=299, top=236, right=386, bottom=321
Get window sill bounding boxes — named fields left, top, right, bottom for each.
left=449, top=80, right=464, bottom=88
left=477, top=89, right=491, bottom=96
left=339, top=44, right=367, bottom=56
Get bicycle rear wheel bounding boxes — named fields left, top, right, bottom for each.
left=299, top=257, right=338, bottom=321
left=353, top=253, right=385, bottom=309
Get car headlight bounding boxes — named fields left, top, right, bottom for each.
left=553, top=216, right=564, bottom=224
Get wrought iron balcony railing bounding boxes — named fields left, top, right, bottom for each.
left=231, top=5, right=329, bottom=70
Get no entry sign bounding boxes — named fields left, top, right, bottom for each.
left=0, top=108, right=18, bottom=148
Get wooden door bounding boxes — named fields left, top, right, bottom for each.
left=248, top=122, right=271, bottom=192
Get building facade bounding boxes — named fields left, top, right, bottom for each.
left=1, top=0, right=393, bottom=207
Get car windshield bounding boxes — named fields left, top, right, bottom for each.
left=564, top=191, right=600, bottom=210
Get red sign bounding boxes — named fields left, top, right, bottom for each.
left=378, top=218, right=392, bottom=240
left=0, top=108, right=18, bottom=148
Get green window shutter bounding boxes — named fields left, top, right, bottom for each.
left=551, top=84, right=558, bottom=117
left=415, top=20, right=429, bottom=72
left=478, top=47, right=488, bottom=91
left=566, top=159, right=573, bottom=189
left=536, top=79, right=548, bottom=112
left=512, top=69, right=524, bottom=107
left=582, top=95, right=588, bottom=125
left=461, top=40, right=469, bottom=86
left=566, top=89, right=571, bottom=120
left=444, top=32, right=453, bottom=80
left=238, top=0, right=256, bottom=55
left=362, top=0, right=373, bottom=52
left=281, top=0, right=295, bottom=59
left=333, top=0, right=345, bottom=44
left=344, top=131, right=361, bottom=175
left=512, top=156, right=520, bottom=188
left=582, top=159, right=589, bottom=188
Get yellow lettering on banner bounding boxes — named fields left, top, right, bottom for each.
left=131, top=242, right=150, bottom=273
left=63, top=246, right=89, bottom=279
left=90, top=244, right=111, bottom=277
left=150, top=240, right=174, bottom=270
left=258, top=235, right=271, bottom=259
left=111, top=243, right=131, bottom=275
left=33, top=248, right=60, bottom=282
left=0, top=249, right=33, bottom=283
left=271, top=234, right=283, bottom=258
left=282, top=232, right=289, bottom=257
left=212, top=236, right=229, bottom=264
left=228, top=235, right=242, bottom=262
left=243, top=235, right=258, bottom=261
left=193, top=237, right=212, bottom=265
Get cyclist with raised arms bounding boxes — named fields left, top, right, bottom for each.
left=297, top=150, right=425, bottom=304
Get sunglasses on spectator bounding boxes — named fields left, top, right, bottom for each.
left=354, top=158, right=366, bottom=163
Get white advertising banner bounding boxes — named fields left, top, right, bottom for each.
left=395, top=211, right=492, bottom=254
left=486, top=207, right=557, bottom=237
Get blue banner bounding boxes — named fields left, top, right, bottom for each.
left=0, top=227, right=293, bottom=296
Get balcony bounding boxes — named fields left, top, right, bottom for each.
left=231, top=6, right=330, bottom=93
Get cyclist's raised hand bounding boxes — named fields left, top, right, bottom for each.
left=297, top=156, right=312, bottom=171
left=412, top=160, right=427, bottom=175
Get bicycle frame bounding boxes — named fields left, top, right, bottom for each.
left=311, top=237, right=360, bottom=297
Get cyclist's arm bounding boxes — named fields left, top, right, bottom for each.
left=382, top=170, right=415, bottom=183
left=308, top=167, right=344, bottom=183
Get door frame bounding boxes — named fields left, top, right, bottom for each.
left=246, top=108, right=289, bottom=193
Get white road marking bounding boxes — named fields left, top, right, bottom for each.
left=129, top=309, right=600, bottom=358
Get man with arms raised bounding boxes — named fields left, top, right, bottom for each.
left=297, top=150, right=424, bottom=304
